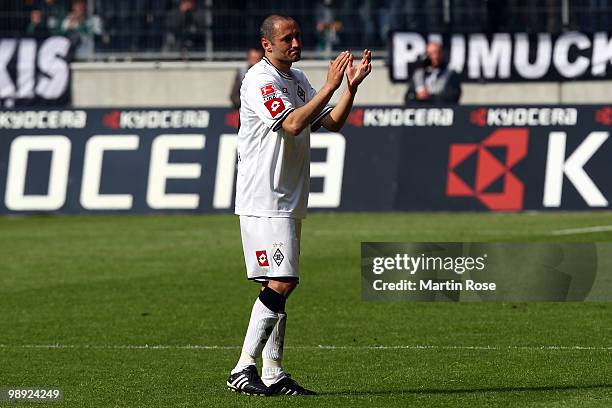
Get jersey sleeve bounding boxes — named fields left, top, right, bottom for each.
left=306, top=79, right=333, bottom=132
left=246, top=73, right=295, bottom=132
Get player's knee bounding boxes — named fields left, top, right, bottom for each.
left=267, top=278, right=298, bottom=296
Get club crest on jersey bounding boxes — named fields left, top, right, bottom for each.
left=273, top=248, right=284, bottom=267
left=264, top=98, right=285, bottom=118
left=297, top=85, right=305, bottom=102
left=256, top=250, right=269, bottom=267
left=282, top=87, right=289, bottom=93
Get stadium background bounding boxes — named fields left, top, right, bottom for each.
left=1, top=1, right=612, bottom=406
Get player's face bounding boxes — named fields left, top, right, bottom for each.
left=269, top=20, right=302, bottom=63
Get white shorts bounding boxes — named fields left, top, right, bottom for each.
left=239, top=215, right=302, bottom=282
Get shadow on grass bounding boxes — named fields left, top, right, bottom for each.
left=317, top=383, right=612, bottom=396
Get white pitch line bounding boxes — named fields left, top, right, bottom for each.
left=550, top=225, right=612, bottom=235
left=315, top=345, right=612, bottom=351
left=0, top=344, right=610, bottom=351
left=0, top=344, right=239, bottom=350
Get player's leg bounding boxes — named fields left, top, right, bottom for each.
left=227, top=283, right=285, bottom=395
left=261, top=219, right=301, bottom=386
left=227, top=216, right=286, bottom=395
left=260, top=278, right=295, bottom=386
left=232, top=284, right=286, bottom=371
left=262, top=279, right=315, bottom=395
left=261, top=220, right=316, bottom=395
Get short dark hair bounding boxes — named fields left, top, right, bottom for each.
left=259, top=15, right=295, bottom=41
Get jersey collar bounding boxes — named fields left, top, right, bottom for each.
left=262, top=56, right=293, bottom=80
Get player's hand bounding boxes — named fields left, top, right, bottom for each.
left=346, top=49, right=372, bottom=91
left=325, top=51, right=351, bottom=91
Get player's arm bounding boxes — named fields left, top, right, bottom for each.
left=281, top=51, right=351, bottom=136
left=321, top=49, right=372, bottom=132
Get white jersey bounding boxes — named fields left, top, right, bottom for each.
left=235, top=56, right=332, bottom=219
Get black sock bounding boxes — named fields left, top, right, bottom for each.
left=258, top=287, right=286, bottom=313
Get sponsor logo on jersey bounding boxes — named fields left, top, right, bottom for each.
left=273, top=248, right=284, bottom=266
left=264, top=98, right=286, bottom=118
left=260, top=84, right=276, bottom=96
left=256, top=250, right=270, bottom=267
left=297, top=85, right=305, bottom=102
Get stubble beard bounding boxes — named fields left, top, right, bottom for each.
left=286, top=47, right=301, bottom=62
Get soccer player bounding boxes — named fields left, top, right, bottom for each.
left=227, top=14, right=372, bottom=396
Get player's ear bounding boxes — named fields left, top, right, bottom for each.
left=261, top=37, right=272, bottom=53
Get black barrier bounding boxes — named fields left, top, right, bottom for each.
left=1, top=105, right=612, bottom=214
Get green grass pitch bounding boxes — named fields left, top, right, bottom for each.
left=1, top=212, right=612, bottom=407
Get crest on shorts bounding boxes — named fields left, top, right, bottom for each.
left=273, top=248, right=284, bottom=267
left=256, top=250, right=269, bottom=267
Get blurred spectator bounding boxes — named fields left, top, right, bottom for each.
left=230, top=46, right=263, bottom=109
left=315, top=0, right=341, bottom=56
left=97, top=0, right=140, bottom=51
left=164, top=0, right=207, bottom=52
left=27, top=0, right=67, bottom=37
left=405, top=41, right=461, bottom=105
left=60, top=0, right=104, bottom=59
left=41, top=0, right=67, bottom=34
left=27, top=9, right=49, bottom=37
